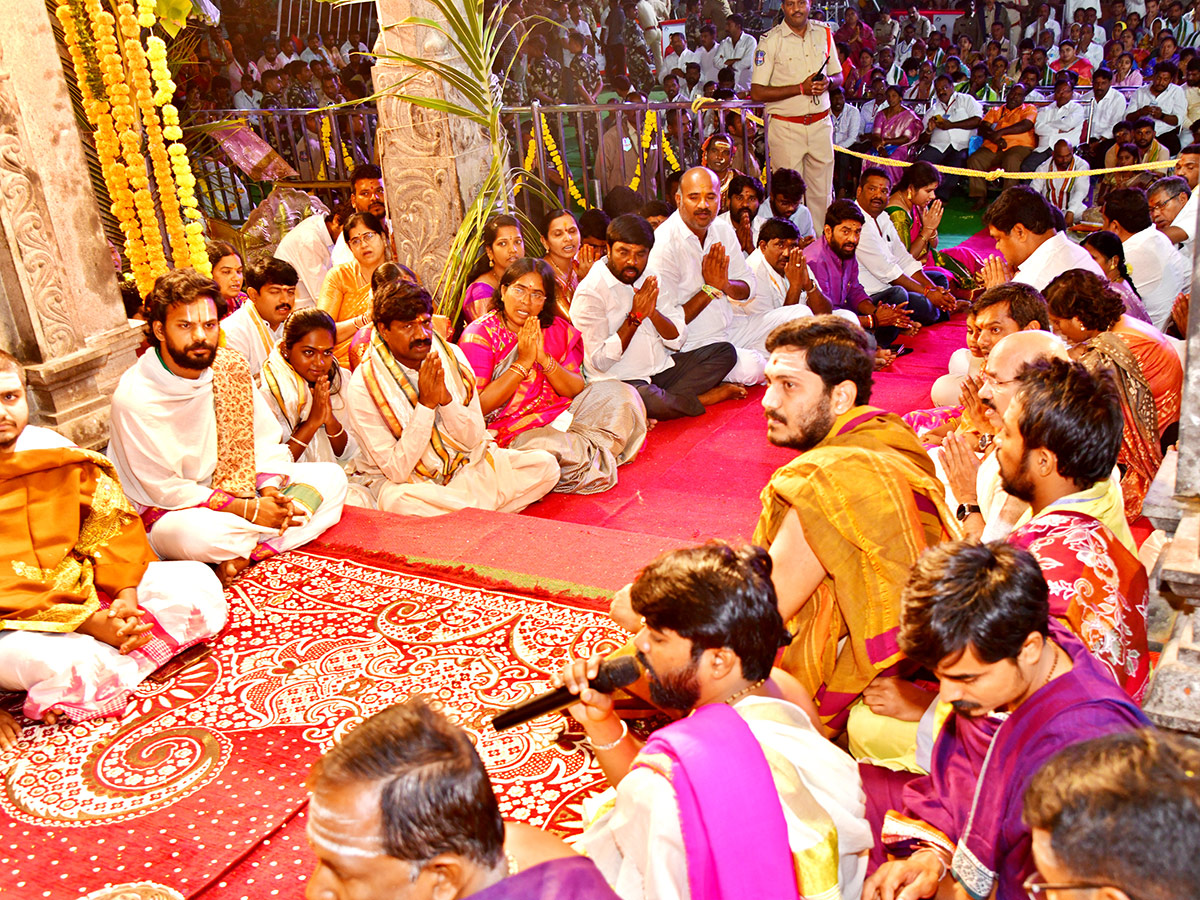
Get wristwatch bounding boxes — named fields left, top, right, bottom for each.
left=956, top=503, right=982, bottom=522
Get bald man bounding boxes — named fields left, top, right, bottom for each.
left=940, top=330, right=1132, bottom=550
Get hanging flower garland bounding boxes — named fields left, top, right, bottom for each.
left=57, top=0, right=210, bottom=289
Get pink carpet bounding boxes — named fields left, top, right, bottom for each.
left=526, top=319, right=966, bottom=541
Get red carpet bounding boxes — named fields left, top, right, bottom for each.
left=0, top=551, right=628, bottom=899
left=527, top=319, right=966, bottom=541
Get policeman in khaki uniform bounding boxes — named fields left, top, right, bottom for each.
left=750, top=0, right=842, bottom=233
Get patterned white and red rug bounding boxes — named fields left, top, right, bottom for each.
left=0, top=550, right=629, bottom=899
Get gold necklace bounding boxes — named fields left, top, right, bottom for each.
left=724, top=678, right=766, bottom=705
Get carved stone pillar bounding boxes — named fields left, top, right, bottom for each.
left=372, top=0, right=493, bottom=289
left=0, top=0, right=142, bottom=448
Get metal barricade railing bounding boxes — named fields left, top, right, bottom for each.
left=274, top=0, right=377, bottom=48
left=503, top=99, right=766, bottom=208
left=192, top=107, right=379, bottom=225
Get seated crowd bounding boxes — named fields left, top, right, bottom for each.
left=5, top=3, right=1200, bottom=899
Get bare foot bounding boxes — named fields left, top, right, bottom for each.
left=697, top=382, right=748, bottom=407
left=862, top=677, right=937, bottom=722
left=646, top=418, right=658, bottom=432
left=215, top=557, right=252, bottom=587
left=0, top=710, right=20, bottom=750
left=905, top=323, right=922, bottom=337
left=874, top=349, right=897, bottom=369
left=41, top=708, right=66, bottom=727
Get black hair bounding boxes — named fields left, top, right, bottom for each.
left=765, top=315, right=873, bottom=406
left=308, top=698, right=504, bottom=870
left=825, top=198, right=866, bottom=229
left=281, top=308, right=341, bottom=391
left=1081, top=230, right=1142, bottom=300
left=342, top=210, right=386, bottom=240
left=494, top=257, right=558, bottom=328
left=726, top=12, right=743, bottom=26
left=894, top=160, right=941, bottom=193
left=603, top=185, right=644, bottom=218
left=540, top=208, right=577, bottom=239
left=971, top=282, right=1050, bottom=330
left=859, top=166, right=892, bottom=190
left=606, top=213, right=655, bottom=249
left=465, top=214, right=523, bottom=285
left=630, top=543, right=790, bottom=683
left=371, top=260, right=421, bottom=294
left=1023, top=729, right=1200, bottom=900
left=578, top=208, right=612, bottom=242
left=1102, top=187, right=1153, bottom=233
left=639, top=199, right=673, bottom=220
left=144, top=269, right=223, bottom=349
left=244, top=256, right=299, bottom=292
left=1093, top=66, right=1113, bottom=81
left=899, top=541, right=1050, bottom=670
left=373, top=279, right=434, bottom=329
left=1013, top=357, right=1123, bottom=491
left=758, top=216, right=800, bottom=246
left=206, top=239, right=240, bottom=270
left=1044, top=269, right=1125, bottom=333
left=349, top=163, right=382, bottom=188
left=769, top=167, right=806, bottom=203
left=982, top=186, right=1056, bottom=234
left=727, top=173, right=765, bottom=202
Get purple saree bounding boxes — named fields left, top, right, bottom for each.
left=474, top=857, right=620, bottom=899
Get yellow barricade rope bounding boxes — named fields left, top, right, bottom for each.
left=832, top=144, right=1179, bottom=180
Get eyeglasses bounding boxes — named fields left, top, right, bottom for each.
left=1148, top=196, right=1180, bottom=213
left=507, top=283, right=546, bottom=303
left=1023, top=872, right=1129, bottom=899
left=980, top=369, right=1017, bottom=388
left=347, top=232, right=381, bottom=249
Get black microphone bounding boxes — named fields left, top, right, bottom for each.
left=491, top=656, right=642, bottom=732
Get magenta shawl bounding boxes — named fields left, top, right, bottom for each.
left=635, top=703, right=800, bottom=900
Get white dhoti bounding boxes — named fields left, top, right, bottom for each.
left=0, top=561, right=227, bottom=722
left=725, top=305, right=816, bottom=384
left=768, top=116, right=835, bottom=238
left=146, top=461, right=349, bottom=562
left=374, top=447, right=559, bottom=517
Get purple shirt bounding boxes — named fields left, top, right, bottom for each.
left=803, top=236, right=871, bottom=314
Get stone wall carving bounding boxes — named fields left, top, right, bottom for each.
left=0, top=66, right=83, bottom=360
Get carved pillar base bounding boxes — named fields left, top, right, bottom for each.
left=0, top=0, right=141, bottom=445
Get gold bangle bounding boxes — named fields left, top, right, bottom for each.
left=510, top=362, right=530, bottom=380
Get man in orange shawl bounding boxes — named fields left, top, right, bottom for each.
left=0, top=351, right=226, bottom=748
left=751, top=317, right=958, bottom=739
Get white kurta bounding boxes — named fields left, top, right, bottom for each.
left=107, top=349, right=348, bottom=562
left=649, top=211, right=763, bottom=383
left=221, top=302, right=282, bottom=379
left=345, top=341, right=558, bottom=517
left=275, top=213, right=336, bottom=310
left=575, top=696, right=871, bottom=900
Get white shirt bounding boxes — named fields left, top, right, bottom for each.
left=1033, top=100, right=1086, bottom=150
left=1131, top=82, right=1188, bottom=137
left=569, top=258, right=686, bottom=382
left=753, top=202, right=816, bottom=240
left=859, top=99, right=881, bottom=137
left=1024, top=18, right=1061, bottom=42
left=648, top=211, right=757, bottom=352
left=853, top=202, right=922, bottom=295
left=257, top=52, right=289, bottom=73
left=1123, top=225, right=1190, bottom=330
left=695, top=43, right=722, bottom=83
left=221, top=302, right=283, bottom=378
left=233, top=89, right=263, bottom=110
left=1169, top=188, right=1199, bottom=265
left=1066, top=0, right=1101, bottom=16
left=341, top=40, right=368, bottom=62
left=1090, top=87, right=1128, bottom=140
left=717, top=210, right=760, bottom=254
left=1036, top=155, right=1091, bottom=222
left=925, top=91, right=983, bottom=151
left=831, top=104, right=862, bottom=146
left=717, top=32, right=758, bottom=90
left=746, top=246, right=815, bottom=315
left=1012, top=231, right=1106, bottom=291
left=275, top=213, right=336, bottom=310
left=14, top=425, right=74, bottom=451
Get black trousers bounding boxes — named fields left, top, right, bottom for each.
left=627, top=342, right=737, bottom=419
